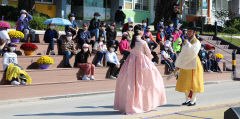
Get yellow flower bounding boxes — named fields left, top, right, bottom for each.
left=37, top=56, right=54, bottom=64
left=215, top=53, right=223, bottom=59
left=8, top=31, right=24, bottom=39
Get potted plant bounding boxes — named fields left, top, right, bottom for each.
left=37, top=56, right=54, bottom=69
left=215, top=53, right=223, bottom=62
left=20, top=43, right=38, bottom=56
left=8, top=31, right=24, bottom=43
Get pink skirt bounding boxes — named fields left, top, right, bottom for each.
left=114, top=52, right=166, bottom=114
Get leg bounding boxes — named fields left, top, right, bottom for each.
left=95, top=28, right=99, bottom=39
left=90, top=64, right=95, bottom=75
left=23, top=29, right=29, bottom=42
left=64, top=50, right=71, bottom=66
left=97, top=52, right=104, bottom=63
left=114, top=40, right=119, bottom=51
left=152, top=42, right=158, bottom=50
left=107, top=62, right=116, bottom=76
left=78, top=63, right=91, bottom=75
left=50, top=40, right=55, bottom=55
left=30, top=29, right=35, bottom=42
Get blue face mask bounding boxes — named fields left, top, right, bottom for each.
left=202, top=52, right=205, bottom=57
left=96, top=17, right=100, bottom=19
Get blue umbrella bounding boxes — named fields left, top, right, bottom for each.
left=43, top=18, right=72, bottom=26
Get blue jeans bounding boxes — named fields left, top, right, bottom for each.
left=161, top=60, right=175, bottom=71
left=172, top=18, right=179, bottom=28
left=50, top=40, right=55, bottom=50
left=23, top=29, right=35, bottom=42
left=97, top=51, right=106, bottom=63
left=63, top=50, right=72, bottom=65
left=148, top=41, right=158, bottom=50
left=90, top=28, right=100, bottom=39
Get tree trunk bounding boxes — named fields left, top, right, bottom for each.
left=154, top=0, right=178, bottom=30
left=18, top=0, right=35, bottom=14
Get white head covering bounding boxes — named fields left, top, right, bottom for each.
left=122, top=32, right=128, bottom=36
left=128, top=17, right=133, bottom=23
left=20, top=10, right=27, bottom=14
left=82, top=43, right=89, bottom=48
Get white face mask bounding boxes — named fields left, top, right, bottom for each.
left=201, top=48, right=204, bottom=50
left=165, top=48, right=169, bottom=51
left=169, top=38, right=173, bottom=41
left=110, top=48, right=115, bottom=52
left=71, top=17, right=75, bottom=21
left=67, top=37, right=72, bottom=41
left=175, top=31, right=178, bottom=34
left=129, top=28, right=133, bottom=31
left=170, top=24, right=173, bottom=27
left=21, top=14, right=26, bottom=18
left=160, top=22, right=164, bottom=25
left=142, top=23, right=147, bottom=26
left=211, top=49, right=215, bottom=52
left=10, top=47, right=16, bottom=51
left=100, top=38, right=104, bottom=41
left=136, top=36, right=141, bottom=40
left=50, top=26, right=55, bottom=29
left=83, top=48, right=88, bottom=52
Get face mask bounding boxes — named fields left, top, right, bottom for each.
left=165, top=48, right=169, bottom=51
left=146, top=38, right=151, bottom=42
left=160, top=22, right=164, bottom=25
left=50, top=26, right=55, bottom=29
left=95, top=16, right=100, bottom=19
left=146, top=29, right=150, bottom=32
left=201, top=48, right=204, bottom=50
left=170, top=24, right=173, bottom=27
left=169, top=38, right=173, bottom=41
left=110, top=26, right=115, bottom=30
left=160, top=30, right=163, bottom=32
left=21, top=14, right=26, bottom=18
left=211, top=50, right=215, bottom=52
left=83, top=48, right=88, bottom=52
left=71, top=17, right=75, bottom=21
left=129, top=28, right=133, bottom=31
left=136, top=36, right=141, bottom=39
left=142, top=23, right=146, bottom=26
left=100, top=38, right=104, bottom=41
left=67, top=37, right=72, bottom=41
left=175, top=31, right=178, bottom=34
left=110, top=48, right=115, bottom=52
left=83, top=27, right=87, bottom=31
left=10, top=47, right=16, bottom=51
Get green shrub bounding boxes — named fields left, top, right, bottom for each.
left=223, top=27, right=239, bottom=34
left=29, top=13, right=49, bottom=30
left=203, top=24, right=223, bottom=32
left=225, top=17, right=240, bottom=27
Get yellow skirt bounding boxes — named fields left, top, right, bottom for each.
left=175, top=57, right=204, bottom=93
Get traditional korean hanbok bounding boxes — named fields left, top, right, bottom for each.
left=114, top=36, right=166, bottom=114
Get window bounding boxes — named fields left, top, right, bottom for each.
left=124, top=0, right=149, bottom=11
left=125, top=0, right=133, bottom=9
left=85, top=0, right=104, bottom=7
left=35, top=0, right=54, bottom=4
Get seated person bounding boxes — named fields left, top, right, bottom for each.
left=93, top=34, right=107, bottom=67
left=106, top=24, right=119, bottom=52
left=143, top=26, right=158, bottom=51
left=62, top=32, right=77, bottom=68
left=3, top=43, right=31, bottom=85
left=119, top=32, right=130, bottom=55
left=161, top=45, right=175, bottom=72
left=156, top=26, right=166, bottom=52
left=152, top=51, right=159, bottom=65
left=76, top=23, right=94, bottom=50
left=0, top=27, right=10, bottom=55
left=208, top=47, right=221, bottom=72
left=198, top=45, right=210, bottom=72
left=126, top=25, right=134, bottom=44
left=75, top=44, right=95, bottom=80
left=65, top=13, right=78, bottom=37
left=173, top=37, right=182, bottom=53
left=105, top=45, right=120, bottom=79
left=43, top=23, right=59, bottom=55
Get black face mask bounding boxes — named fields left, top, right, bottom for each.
left=146, top=30, right=150, bottom=32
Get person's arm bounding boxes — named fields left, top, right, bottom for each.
left=87, top=31, right=92, bottom=41
left=14, top=54, right=18, bottom=65
left=157, top=32, right=161, bottom=42
left=93, top=42, right=98, bottom=51
left=2, top=53, right=9, bottom=68
left=27, top=13, right=33, bottom=21
left=114, top=53, right=120, bottom=65
left=150, top=33, right=158, bottom=44
left=105, top=52, right=110, bottom=63
left=113, top=31, right=117, bottom=40
left=0, top=40, right=7, bottom=49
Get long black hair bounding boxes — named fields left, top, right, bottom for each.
left=130, top=24, right=143, bottom=49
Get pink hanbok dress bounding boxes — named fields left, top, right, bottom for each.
left=114, top=37, right=166, bottom=114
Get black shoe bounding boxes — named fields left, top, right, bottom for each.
left=64, top=64, right=72, bottom=68
left=187, top=102, right=196, bottom=106
left=182, top=101, right=191, bottom=105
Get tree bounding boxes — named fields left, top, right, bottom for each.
left=154, top=0, right=178, bottom=29
left=18, top=0, right=35, bottom=14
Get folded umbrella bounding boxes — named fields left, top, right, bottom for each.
left=0, top=21, right=11, bottom=29
left=43, top=18, right=72, bottom=26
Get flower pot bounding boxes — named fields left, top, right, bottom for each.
left=24, top=50, right=34, bottom=56
left=39, top=64, right=50, bottom=69
left=11, top=38, right=20, bottom=43
left=216, top=59, right=221, bottom=62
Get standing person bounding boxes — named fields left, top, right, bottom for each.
left=16, top=10, right=35, bottom=42
left=105, top=45, right=120, bottom=79
left=75, top=44, right=95, bottom=80
left=65, top=13, right=79, bottom=37
left=122, top=17, right=133, bottom=33
left=62, top=32, right=77, bottom=68
left=126, top=25, right=134, bottom=44
left=43, top=24, right=59, bottom=55
left=106, top=24, right=119, bottom=52
left=172, top=5, right=180, bottom=28
left=115, top=6, right=126, bottom=25
left=89, top=12, right=101, bottom=40
left=114, top=24, right=166, bottom=114
left=76, top=23, right=94, bottom=50
left=174, top=27, right=204, bottom=106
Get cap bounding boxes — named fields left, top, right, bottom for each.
left=122, top=32, right=128, bottom=36
left=82, top=43, right=89, bottom=48
left=69, top=13, right=75, bottom=18
left=65, top=32, right=72, bottom=36
left=8, top=43, right=17, bottom=47
left=20, top=10, right=27, bottom=14
left=94, top=12, right=101, bottom=16
left=128, top=17, right=133, bottom=23
left=82, top=23, right=88, bottom=27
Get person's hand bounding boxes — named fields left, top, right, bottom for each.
left=173, top=67, right=180, bottom=75
left=73, top=50, right=77, bottom=55
left=86, top=39, right=90, bottom=43
left=116, top=64, right=120, bottom=68
left=184, top=39, right=188, bottom=44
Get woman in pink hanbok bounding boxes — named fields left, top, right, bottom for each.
left=114, top=25, right=166, bottom=114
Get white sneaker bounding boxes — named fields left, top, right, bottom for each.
left=96, top=62, right=102, bottom=67
left=90, top=75, right=95, bottom=80
left=20, top=80, right=26, bottom=85
left=11, top=80, right=20, bottom=85
left=82, top=75, right=90, bottom=80
left=153, top=62, right=158, bottom=65
left=109, top=75, right=117, bottom=79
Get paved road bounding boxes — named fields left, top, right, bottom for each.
left=0, top=81, right=240, bottom=119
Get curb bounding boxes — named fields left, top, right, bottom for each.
left=0, top=80, right=233, bottom=105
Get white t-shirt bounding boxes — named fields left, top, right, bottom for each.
left=2, top=52, right=18, bottom=70
left=161, top=50, right=170, bottom=61
left=0, top=30, right=10, bottom=40
left=105, top=51, right=120, bottom=65
left=93, top=41, right=107, bottom=51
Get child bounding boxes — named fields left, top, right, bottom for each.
left=156, top=26, right=166, bottom=52
left=198, top=45, right=210, bottom=72
left=143, top=26, right=158, bottom=51
left=152, top=51, right=159, bottom=65
left=172, top=28, right=180, bottom=42
left=3, top=43, right=31, bottom=85
left=43, top=24, right=59, bottom=55
left=75, top=44, right=95, bottom=80
left=208, top=46, right=221, bottom=72
left=166, top=22, right=174, bottom=36
left=127, top=25, right=134, bottom=44
left=106, top=24, right=119, bottom=52
left=0, top=27, right=10, bottom=56
left=157, top=19, right=165, bottom=32
left=105, top=45, right=120, bottom=79
left=119, top=32, right=130, bottom=55
left=161, top=45, right=175, bottom=72
left=173, top=37, right=182, bottom=53
left=93, top=34, right=107, bottom=67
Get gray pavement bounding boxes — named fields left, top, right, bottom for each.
left=0, top=80, right=240, bottom=119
